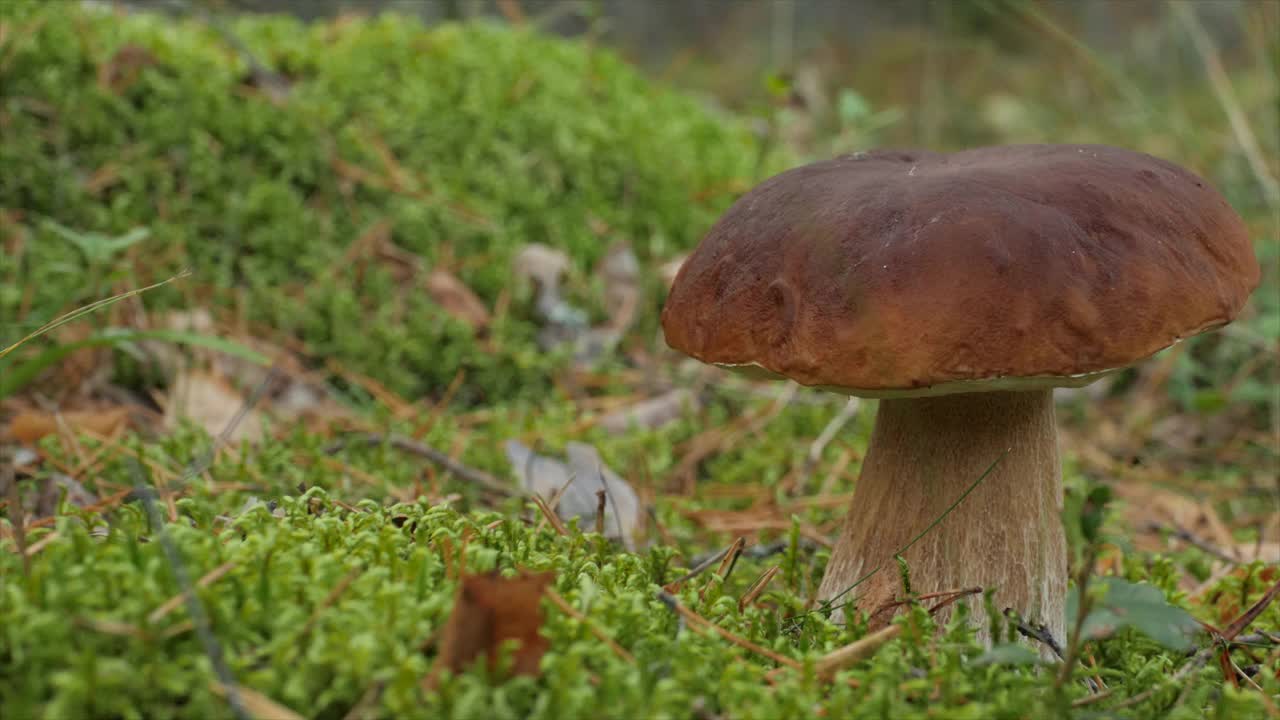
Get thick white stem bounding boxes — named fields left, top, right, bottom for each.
left=817, top=390, right=1067, bottom=648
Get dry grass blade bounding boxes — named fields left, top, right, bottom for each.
left=545, top=589, right=636, bottom=664
left=1172, top=1, right=1280, bottom=208
left=815, top=625, right=902, bottom=677
left=714, top=536, right=746, bottom=580
left=209, top=682, right=305, bottom=720
left=793, top=397, right=859, bottom=493
left=738, top=566, right=780, bottom=612
left=21, top=530, right=61, bottom=558
left=148, top=561, right=238, bottom=623
left=665, top=540, right=736, bottom=592
left=28, top=487, right=135, bottom=530
left=0, top=270, right=189, bottom=360
left=1219, top=577, right=1280, bottom=641
left=2, top=462, right=29, bottom=575
left=532, top=494, right=569, bottom=536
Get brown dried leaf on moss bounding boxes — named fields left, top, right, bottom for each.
left=162, top=370, right=264, bottom=445
left=505, top=440, right=640, bottom=549
left=6, top=406, right=130, bottom=445
left=426, top=269, right=491, bottom=332
left=436, top=570, right=554, bottom=678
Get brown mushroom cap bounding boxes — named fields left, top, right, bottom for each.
left=662, top=144, right=1260, bottom=397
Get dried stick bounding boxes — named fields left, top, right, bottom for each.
left=325, top=433, right=518, bottom=497
left=656, top=590, right=802, bottom=670
left=546, top=589, right=636, bottom=664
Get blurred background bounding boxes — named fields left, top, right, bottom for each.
left=2, top=0, right=1277, bottom=535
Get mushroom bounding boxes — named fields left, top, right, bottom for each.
left=660, top=145, right=1260, bottom=646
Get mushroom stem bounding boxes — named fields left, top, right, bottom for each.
left=817, top=389, right=1067, bottom=648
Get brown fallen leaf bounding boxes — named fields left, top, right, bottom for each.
left=598, top=388, right=697, bottom=435
left=6, top=407, right=130, bottom=446
left=426, top=269, right=490, bottom=331
left=436, top=570, right=553, bottom=678
left=596, top=242, right=639, bottom=333
left=162, top=370, right=264, bottom=445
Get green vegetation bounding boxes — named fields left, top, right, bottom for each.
left=2, top=2, right=1277, bottom=719
left=0, top=0, right=775, bottom=404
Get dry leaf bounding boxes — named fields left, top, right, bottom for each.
left=438, top=570, right=553, bottom=678
left=1112, top=482, right=1234, bottom=552
left=7, top=407, right=130, bottom=445
left=505, top=440, right=640, bottom=550
left=513, top=244, right=587, bottom=333
left=596, top=243, right=639, bottom=333
left=598, top=388, right=696, bottom=435
left=163, top=370, right=264, bottom=445
left=513, top=243, right=572, bottom=293
left=426, top=269, right=490, bottom=331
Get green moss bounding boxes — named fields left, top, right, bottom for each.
left=4, top=398, right=1277, bottom=719
left=2, top=3, right=1277, bottom=718
left=0, top=2, right=777, bottom=403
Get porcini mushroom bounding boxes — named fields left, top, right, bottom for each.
left=661, top=145, right=1260, bottom=645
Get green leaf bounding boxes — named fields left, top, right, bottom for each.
left=836, top=89, right=870, bottom=124
left=973, top=643, right=1047, bottom=667
left=1065, top=577, right=1201, bottom=651
left=1079, top=485, right=1113, bottom=544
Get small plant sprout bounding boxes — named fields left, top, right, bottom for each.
left=661, top=144, right=1261, bottom=648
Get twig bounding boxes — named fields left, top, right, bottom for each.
left=148, top=560, right=238, bottom=623
left=594, top=490, right=606, bottom=535
left=738, top=566, right=780, bottom=613
left=816, top=625, right=901, bottom=677
left=813, top=589, right=978, bottom=678
left=714, top=537, right=746, bottom=581
left=2, top=460, right=29, bottom=576
left=1074, top=645, right=1212, bottom=710
left=531, top=494, right=569, bottom=536
left=665, top=540, right=738, bottom=591
left=656, top=590, right=802, bottom=670
left=1219, top=577, right=1280, bottom=641
left=869, top=587, right=983, bottom=618
left=794, top=397, right=859, bottom=493
left=135, top=477, right=248, bottom=720
left=1055, top=543, right=1099, bottom=689
left=128, top=361, right=279, bottom=720
left=20, top=530, right=61, bottom=558
left=324, top=433, right=519, bottom=497
left=545, top=589, right=636, bottom=664
left=1145, top=521, right=1243, bottom=564
left=209, top=681, right=304, bottom=720
left=1074, top=579, right=1280, bottom=710
left=1004, top=608, right=1065, bottom=661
